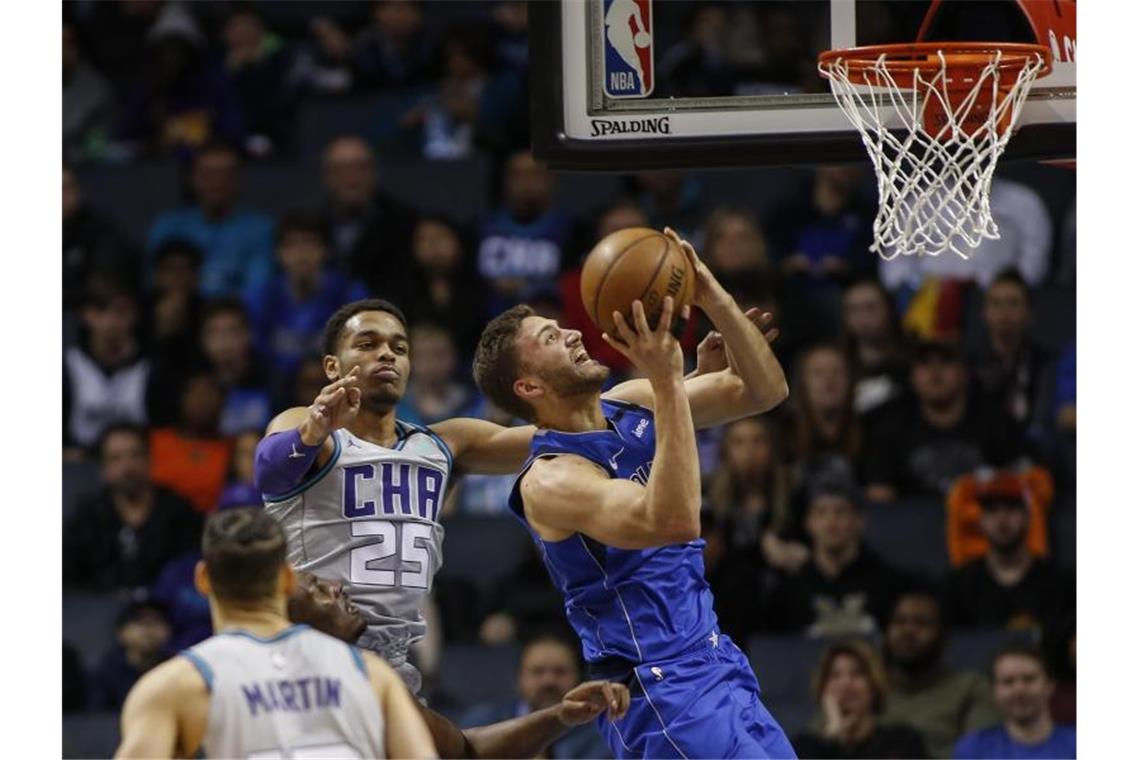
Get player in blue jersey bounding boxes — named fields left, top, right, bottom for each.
left=472, top=229, right=797, bottom=759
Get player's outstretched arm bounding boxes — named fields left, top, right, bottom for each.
left=115, top=659, right=200, bottom=759
left=364, top=653, right=439, bottom=759
left=430, top=418, right=536, bottom=476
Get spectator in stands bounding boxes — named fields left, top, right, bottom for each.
left=881, top=590, right=1001, bottom=758
left=116, top=4, right=245, bottom=160
left=1053, top=344, right=1075, bottom=436
left=317, top=135, right=416, bottom=283
left=291, top=354, right=329, bottom=409
left=461, top=635, right=610, bottom=759
left=839, top=278, right=908, bottom=416
left=93, top=599, right=173, bottom=711
left=144, top=239, right=204, bottom=378
left=63, top=282, right=150, bottom=456
left=63, top=23, right=114, bottom=164
left=862, top=338, right=1024, bottom=501
left=706, top=415, right=808, bottom=573
left=194, top=299, right=273, bottom=436
left=793, top=639, right=928, bottom=759
left=763, top=474, right=907, bottom=638
left=478, top=542, right=570, bottom=647
left=63, top=642, right=89, bottom=713
left=218, top=429, right=263, bottom=511
left=396, top=323, right=479, bottom=426
left=310, top=0, right=435, bottom=94
left=952, top=643, right=1075, bottom=759
left=477, top=151, right=573, bottom=316
left=64, top=0, right=160, bottom=96
left=972, top=270, right=1055, bottom=437
left=944, top=483, right=1074, bottom=639
left=1044, top=617, right=1075, bottom=726
left=222, top=4, right=301, bottom=158
left=630, top=171, right=705, bottom=240
left=247, top=211, right=368, bottom=382
left=64, top=423, right=203, bottom=592
left=151, top=550, right=212, bottom=652
left=766, top=166, right=876, bottom=342
left=657, top=3, right=737, bottom=98
left=491, top=0, right=529, bottom=72
left=63, top=166, right=140, bottom=314
left=149, top=372, right=234, bottom=512
left=702, top=207, right=773, bottom=283
left=147, top=142, right=276, bottom=298
left=450, top=399, right=520, bottom=518
left=400, top=215, right=486, bottom=359
left=787, top=345, right=862, bottom=477
left=880, top=178, right=1054, bottom=294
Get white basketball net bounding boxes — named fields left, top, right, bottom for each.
left=819, top=49, right=1048, bottom=260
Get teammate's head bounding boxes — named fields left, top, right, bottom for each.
left=813, top=638, right=888, bottom=717
left=990, top=642, right=1054, bottom=727
left=320, top=299, right=411, bottom=410
left=287, top=571, right=367, bottom=644
left=473, top=305, right=610, bottom=423
left=517, top=635, right=580, bottom=711
left=885, top=589, right=945, bottom=674
left=196, top=508, right=294, bottom=617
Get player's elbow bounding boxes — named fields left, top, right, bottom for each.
left=761, top=378, right=790, bottom=411
left=657, top=516, right=701, bottom=543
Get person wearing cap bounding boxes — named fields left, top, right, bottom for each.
left=93, top=599, right=173, bottom=710
left=763, top=473, right=909, bottom=638
left=944, top=479, right=1074, bottom=640
left=862, top=337, right=1024, bottom=502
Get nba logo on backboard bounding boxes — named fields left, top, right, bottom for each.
left=601, top=0, right=653, bottom=98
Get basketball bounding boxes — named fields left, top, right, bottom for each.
left=634, top=31, right=651, bottom=47
left=579, top=227, right=694, bottom=337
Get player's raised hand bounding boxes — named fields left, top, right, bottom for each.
left=663, top=226, right=723, bottom=310
left=602, top=297, right=684, bottom=384
left=300, top=366, right=362, bottom=444
left=692, top=308, right=779, bottom=376
left=558, top=680, right=631, bottom=725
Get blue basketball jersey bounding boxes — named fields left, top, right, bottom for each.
left=507, top=398, right=719, bottom=669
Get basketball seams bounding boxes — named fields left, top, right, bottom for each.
left=633, top=236, right=674, bottom=321
left=591, top=232, right=663, bottom=327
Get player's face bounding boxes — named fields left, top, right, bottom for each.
left=722, top=418, right=772, bottom=478
left=979, top=502, right=1029, bottom=555
left=984, top=282, right=1030, bottom=341
left=518, top=642, right=579, bottom=711
left=803, top=348, right=849, bottom=412
left=887, top=595, right=942, bottom=665
left=993, top=655, right=1052, bottom=724
left=823, top=653, right=874, bottom=718
left=515, top=316, right=610, bottom=402
left=806, top=496, right=861, bottom=553
left=333, top=311, right=411, bottom=408
left=287, top=571, right=367, bottom=644
left=842, top=283, right=890, bottom=342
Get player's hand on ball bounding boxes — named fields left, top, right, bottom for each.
left=663, top=226, right=722, bottom=310
left=301, top=367, right=362, bottom=444
left=558, top=680, right=631, bottom=725
left=602, top=297, right=684, bottom=383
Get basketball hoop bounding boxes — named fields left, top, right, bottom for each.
left=818, top=43, right=1052, bottom=260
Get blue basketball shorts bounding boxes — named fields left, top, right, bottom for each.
left=596, top=633, right=797, bottom=759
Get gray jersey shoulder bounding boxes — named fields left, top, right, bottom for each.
left=185, top=625, right=384, bottom=759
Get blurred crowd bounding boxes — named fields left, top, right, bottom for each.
left=62, top=2, right=1076, bottom=758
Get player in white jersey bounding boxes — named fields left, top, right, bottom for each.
left=115, top=508, right=436, bottom=759
left=256, top=299, right=536, bottom=693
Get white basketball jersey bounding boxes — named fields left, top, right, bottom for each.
left=264, top=423, right=451, bottom=667
left=183, top=625, right=383, bottom=759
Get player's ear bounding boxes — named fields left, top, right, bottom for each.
left=194, top=560, right=212, bottom=597
left=513, top=376, right=544, bottom=402
left=322, top=355, right=340, bottom=381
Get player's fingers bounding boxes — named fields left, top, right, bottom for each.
left=346, top=387, right=362, bottom=408
left=611, top=311, right=636, bottom=344
left=764, top=327, right=780, bottom=344
left=601, top=682, right=620, bottom=714
left=601, top=331, right=632, bottom=359
left=680, top=304, right=691, bottom=322
left=655, top=296, right=675, bottom=333
left=631, top=300, right=651, bottom=337
left=612, top=683, right=630, bottom=719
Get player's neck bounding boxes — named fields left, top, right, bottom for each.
left=213, top=602, right=292, bottom=639
left=346, top=405, right=401, bottom=447
left=536, top=394, right=607, bottom=433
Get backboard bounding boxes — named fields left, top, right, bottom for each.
left=529, top=0, right=1076, bottom=170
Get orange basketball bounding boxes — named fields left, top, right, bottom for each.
left=579, top=228, right=695, bottom=337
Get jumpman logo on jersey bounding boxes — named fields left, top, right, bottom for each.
left=708, top=631, right=719, bottom=649
left=608, top=447, right=625, bottom=471
left=289, top=443, right=306, bottom=459
left=345, top=438, right=359, bottom=448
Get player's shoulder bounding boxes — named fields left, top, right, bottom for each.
left=129, top=655, right=205, bottom=705
left=523, top=454, right=608, bottom=494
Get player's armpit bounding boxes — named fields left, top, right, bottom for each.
left=114, top=661, right=189, bottom=759
left=365, top=653, right=439, bottom=759
left=521, top=455, right=690, bottom=550
left=431, top=418, right=536, bottom=475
